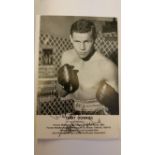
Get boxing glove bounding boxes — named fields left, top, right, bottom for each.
left=57, top=64, right=79, bottom=97
left=96, top=81, right=119, bottom=115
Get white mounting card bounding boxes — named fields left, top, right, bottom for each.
left=35, top=0, right=121, bottom=140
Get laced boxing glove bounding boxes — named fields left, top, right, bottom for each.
left=96, top=81, right=119, bottom=115
left=56, top=64, right=79, bottom=97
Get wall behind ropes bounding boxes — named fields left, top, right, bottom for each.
left=40, top=16, right=115, bottom=38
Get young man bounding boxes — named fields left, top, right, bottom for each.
left=57, top=19, right=119, bottom=115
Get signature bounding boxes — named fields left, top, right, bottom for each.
left=49, top=114, right=104, bottom=137
left=58, top=119, right=102, bottom=137
left=59, top=120, right=81, bottom=137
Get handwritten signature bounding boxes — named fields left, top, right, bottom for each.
left=49, top=114, right=103, bottom=137
left=58, top=119, right=101, bottom=137
left=59, top=121, right=81, bottom=136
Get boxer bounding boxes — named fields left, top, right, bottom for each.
left=57, top=19, right=119, bottom=115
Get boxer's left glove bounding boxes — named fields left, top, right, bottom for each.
left=96, top=81, right=119, bottom=114
left=56, top=64, right=79, bottom=97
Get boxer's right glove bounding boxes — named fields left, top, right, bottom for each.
left=56, top=64, right=79, bottom=97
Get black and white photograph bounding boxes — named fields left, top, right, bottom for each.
left=36, top=16, right=119, bottom=116
left=35, top=15, right=120, bottom=139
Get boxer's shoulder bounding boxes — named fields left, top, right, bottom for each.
left=62, top=49, right=75, bottom=59
left=61, top=49, right=77, bottom=65
left=93, top=51, right=118, bottom=80
left=93, top=51, right=117, bottom=69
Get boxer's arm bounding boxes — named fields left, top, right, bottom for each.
left=61, top=50, right=74, bottom=66
left=105, top=61, right=118, bottom=92
left=61, top=52, right=69, bottom=66
left=97, top=61, right=119, bottom=114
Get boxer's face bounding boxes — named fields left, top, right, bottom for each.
left=70, top=31, right=94, bottom=59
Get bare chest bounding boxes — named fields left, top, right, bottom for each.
left=72, top=61, right=104, bottom=89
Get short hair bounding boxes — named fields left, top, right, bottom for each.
left=70, top=19, right=97, bottom=39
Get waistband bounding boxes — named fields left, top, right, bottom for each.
left=73, top=99, right=108, bottom=113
